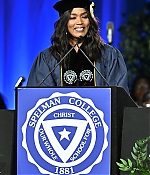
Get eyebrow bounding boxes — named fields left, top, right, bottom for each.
left=70, top=11, right=87, bottom=16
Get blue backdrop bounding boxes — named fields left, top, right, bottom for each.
left=0, top=0, right=148, bottom=109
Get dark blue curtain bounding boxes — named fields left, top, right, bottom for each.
left=0, top=0, right=148, bottom=109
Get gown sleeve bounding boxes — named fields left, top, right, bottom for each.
left=103, top=45, right=129, bottom=93
left=27, top=49, right=57, bottom=86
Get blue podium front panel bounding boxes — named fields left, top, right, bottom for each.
left=17, top=87, right=111, bottom=175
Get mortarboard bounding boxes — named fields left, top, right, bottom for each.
left=53, top=0, right=94, bottom=16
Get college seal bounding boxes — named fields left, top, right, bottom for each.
left=22, top=92, right=109, bottom=174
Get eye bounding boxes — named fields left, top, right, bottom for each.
left=70, top=16, right=76, bottom=20
left=82, top=15, right=88, bottom=19
left=70, top=17, right=76, bottom=20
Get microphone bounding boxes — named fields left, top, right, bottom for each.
left=15, top=76, right=25, bottom=88
left=77, top=36, right=83, bottom=44
left=107, top=22, right=114, bottom=45
left=77, top=38, right=110, bottom=86
left=38, top=37, right=81, bottom=86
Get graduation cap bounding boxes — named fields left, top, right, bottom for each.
left=53, top=0, right=95, bottom=16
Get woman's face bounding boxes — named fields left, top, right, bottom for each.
left=67, top=8, right=90, bottom=44
left=134, top=78, right=150, bottom=101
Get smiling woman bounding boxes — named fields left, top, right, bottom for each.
left=27, top=0, right=129, bottom=93
left=67, top=8, right=90, bottom=47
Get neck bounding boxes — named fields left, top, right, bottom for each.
left=75, top=42, right=83, bottom=52
left=70, top=41, right=82, bottom=53
left=69, top=37, right=83, bottom=52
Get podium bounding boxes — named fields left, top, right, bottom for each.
left=0, top=86, right=137, bottom=175
left=107, top=87, right=137, bottom=175
left=0, top=110, right=15, bottom=175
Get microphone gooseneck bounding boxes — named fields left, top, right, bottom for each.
left=38, top=37, right=82, bottom=86
left=15, top=76, right=26, bottom=88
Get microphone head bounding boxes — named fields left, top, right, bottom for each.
left=77, top=36, right=83, bottom=45
left=107, top=22, right=114, bottom=44
left=15, top=76, right=26, bottom=88
left=107, top=21, right=114, bottom=32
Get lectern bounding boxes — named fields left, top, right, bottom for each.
left=0, top=86, right=137, bottom=175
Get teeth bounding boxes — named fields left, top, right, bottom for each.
left=75, top=28, right=84, bottom=31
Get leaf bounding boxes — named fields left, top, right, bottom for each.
left=137, top=140, right=143, bottom=147
left=128, top=159, right=133, bottom=168
left=133, top=146, right=138, bottom=154
left=145, top=163, right=149, bottom=170
left=134, top=143, right=139, bottom=150
left=120, top=158, right=128, bottom=166
left=142, top=144, right=148, bottom=153
left=141, top=152, right=147, bottom=161
left=131, top=152, right=138, bottom=160
left=119, top=167, right=130, bottom=171
left=116, top=162, right=125, bottom=168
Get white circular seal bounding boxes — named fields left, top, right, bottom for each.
left=22, top=92, right=109, bottom=175
left=63, top=70, right=77, bottom=84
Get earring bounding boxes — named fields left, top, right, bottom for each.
left=66, top=32, right=68, bottom=35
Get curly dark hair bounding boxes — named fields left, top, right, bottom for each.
left=50, top=9, right=104, bottom=69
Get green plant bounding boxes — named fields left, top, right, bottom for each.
left=119, top=2, right=150, bottom=86
left=116, top=136, right=150, bottom=175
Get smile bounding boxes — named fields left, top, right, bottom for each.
left=75, top=27, right=84, bottom=31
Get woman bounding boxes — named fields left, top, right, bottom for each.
left=130, top=74, right=150, bottom=106
left=27, top=0, right=129, bottom=93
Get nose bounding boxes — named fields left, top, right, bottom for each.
left=77, top=17, right=83, bottom=24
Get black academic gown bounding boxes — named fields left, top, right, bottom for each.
left=27, top=44, right=129, bottom=93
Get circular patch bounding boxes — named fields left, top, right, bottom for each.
left=79, top=70, right=93, bottom=82
left=63, top=70, right=77, bottom=84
